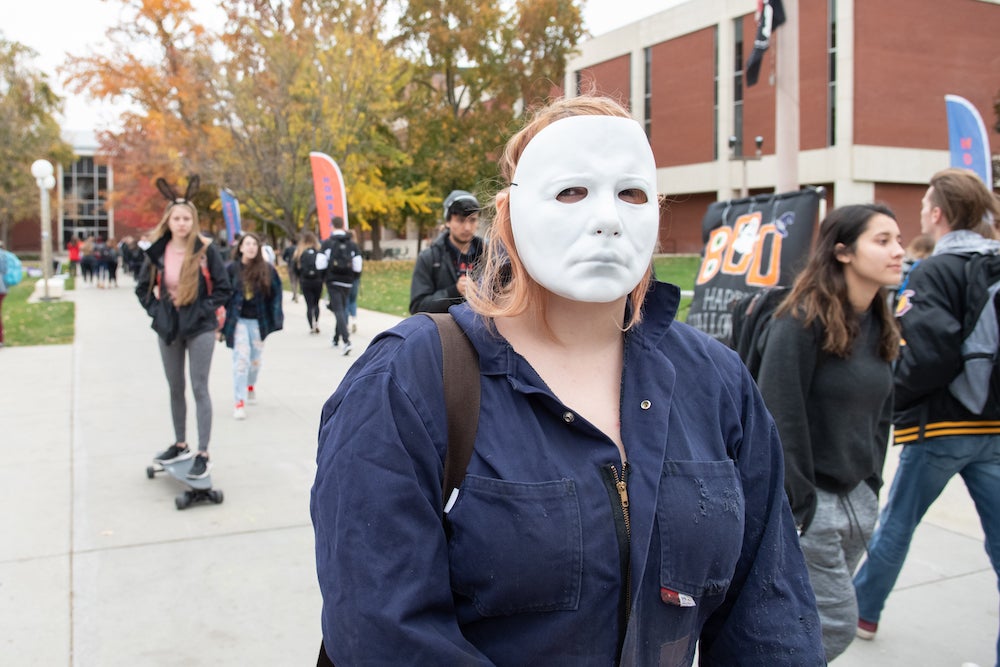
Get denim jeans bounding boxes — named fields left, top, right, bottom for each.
left=854, top=434, right=1000, bottom=664
left=348, top=278, right=359, bottom=318
left=232, top=317, right=263, bottom=404
left=327, top=283, right=351, bottom=345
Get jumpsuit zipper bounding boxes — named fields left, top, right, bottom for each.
left=603, top=461, right=632, bottom=657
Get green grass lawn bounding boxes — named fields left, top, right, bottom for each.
left=3, top=277, right=75, bottom=346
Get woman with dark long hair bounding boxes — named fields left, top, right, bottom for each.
left=222, top=232, right=284, bottom=420
left=756, top=203, right=904, bottom=661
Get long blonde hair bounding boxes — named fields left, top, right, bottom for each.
left=150, top=202, right=210, bottom=306
left=466, top=96, right=654, bottom=330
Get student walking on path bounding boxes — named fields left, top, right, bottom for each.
left=222, top=232, right=284, bottom=420
left=312, top=96, right=824, bottom=665
left=293, top=231, right=325, bottom=334
left=853, top=168, right=1000, bottom=665
left=756, top=204, right=904, bottom=661
left=135, top=178, right=232, bottom=479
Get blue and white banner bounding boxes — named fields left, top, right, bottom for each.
left=945, top=94, right=992, bottom=186
left=220, top=188, right=242, bottom=244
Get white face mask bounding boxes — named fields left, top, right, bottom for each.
left=508, top=115, right=659, bottom=303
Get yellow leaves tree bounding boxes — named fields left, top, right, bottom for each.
left=395, top=0, right=586, bottom=243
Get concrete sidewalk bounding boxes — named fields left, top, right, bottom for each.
left=1, top=275, right=996, bottom=665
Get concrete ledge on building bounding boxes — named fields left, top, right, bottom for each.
left=27, top=275, right=69, bottom=303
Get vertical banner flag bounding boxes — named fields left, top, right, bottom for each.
left=745, top=0, right=786, bottom=87
left=219, top=188, right=242, bottom=245
left=309, top=151, right=349, bottom=240
left=687, top=188, right=822, bottom=343
left=945, top=95, right=992, bottom=186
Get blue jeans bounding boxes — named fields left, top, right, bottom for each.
left=347, top=278, right=359, bottom=318
left=854, top=434, right=1000, bottom=664
left=231, top=318, right=263, bottom=404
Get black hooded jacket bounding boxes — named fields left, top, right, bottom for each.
left=135, top=233, right=233, bottom=344
left=408, top=232, right=484, bottom=314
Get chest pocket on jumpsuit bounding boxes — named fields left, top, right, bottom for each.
left=446, top=475, right=583, bottom=616
left=657, top=459, right=745, bottom=602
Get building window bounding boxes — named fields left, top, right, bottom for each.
left=62, top=157, right=111, bottom=244
left=733, top=16, right=744, bottom=157
left=828, top=0, right=837, bottom=146
left=713, top=25, right=719, bottom=161
left=644, top=47, right=652, bottom=139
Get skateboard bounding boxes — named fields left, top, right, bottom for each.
left=146, top=457, right=224, bottom=510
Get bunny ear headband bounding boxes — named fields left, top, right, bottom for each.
left=156, top=175, right=200, bottom=205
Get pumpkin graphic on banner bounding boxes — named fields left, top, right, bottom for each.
left=687, top=188, right=823, bottom=344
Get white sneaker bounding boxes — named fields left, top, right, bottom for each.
left=350, top=318, right=357, bottom=333
left=233, top=404, right=247, bottom=420
left=247, top=388, right=257, bottom=404
left=342, top=341, right=353, bottom=356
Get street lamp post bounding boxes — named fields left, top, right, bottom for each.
left=728, top=135, right=765, bottom=198
left=30, top=159, right=56, bottom=301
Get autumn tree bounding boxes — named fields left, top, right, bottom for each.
left=394, top=0, right=585, bottom=245
left=0, top=36, right=73, bottom=247
left=63, top=0, right=227, bottom=233
left=213, top=0, right=435, bottom=244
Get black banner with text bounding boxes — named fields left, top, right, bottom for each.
left=687, top=188, right=821, bottom=343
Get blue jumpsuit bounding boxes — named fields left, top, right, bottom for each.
left=312, top=282, right=824, bottom=665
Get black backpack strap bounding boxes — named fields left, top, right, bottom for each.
left=426, top=312, right=481, bottom=507
left=316, top=313, right=480, bottom=667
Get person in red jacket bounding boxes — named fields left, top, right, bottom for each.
left=66, top=236, right=82, bottom=278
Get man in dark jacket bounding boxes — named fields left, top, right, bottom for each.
left=853, top=168, right=1000, bottom=664
left=409, top=190, right=485, bottom=314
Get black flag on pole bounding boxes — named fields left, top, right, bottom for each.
left=745, top=0, right=786, bottom=87
left=687, top=188, right=821, bottom=344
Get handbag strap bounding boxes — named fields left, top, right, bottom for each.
left=426, top=312, right=481, bottom=508
left=315, top=313, right=481, bottom=667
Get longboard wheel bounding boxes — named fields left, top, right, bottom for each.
left=175, top=493, right=191, bottom=510
left=211, top=490, right=224, bottom=504
left=146, top=466, right=156, bottom=479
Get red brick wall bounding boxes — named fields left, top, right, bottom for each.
left=874, top=182, right=927, bottom=244
left=649, top=28, right=716, bottom=166
left=741, top=13, right=776, bottom=157
left=576, top=55, right=631, bottom=110
left=660, top=191, right=719, bottom=254
left=800, top=1, right=831, bottom=150
left=855, top=0, right=1000, bottom=152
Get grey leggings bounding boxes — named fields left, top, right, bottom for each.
left=157, top=330, right=216, bottom=452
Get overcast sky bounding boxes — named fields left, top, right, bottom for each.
left=4, top=0, right=687, bottom=133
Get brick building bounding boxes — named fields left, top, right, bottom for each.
left=566, top=0, right=1000, bottom=253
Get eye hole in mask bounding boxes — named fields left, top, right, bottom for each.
left=555, top=187, right=649, bottom=205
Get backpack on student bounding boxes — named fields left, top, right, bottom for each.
left=327, top=236, right=354, bottom=278
left=298, top=248, right=326, bottom=280
left=315, top=312, right=480, bottom=667
left=2, top=249, right=23, bottom=287
left=728, top=286, right=791, bottom=379
left=948, top=251, right=1000, bottom=414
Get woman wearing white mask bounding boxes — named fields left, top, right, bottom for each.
left=311, top=96, right=823, bottom=666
